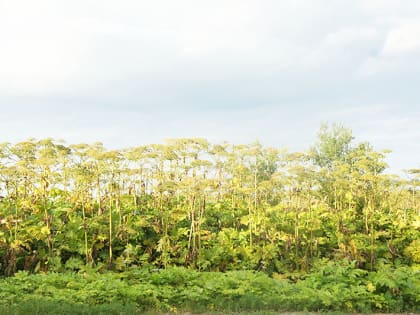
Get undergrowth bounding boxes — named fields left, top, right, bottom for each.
left=0, top=261, right=418, bottom=314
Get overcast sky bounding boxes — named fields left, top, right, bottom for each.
left=0, top=0, right=419, bottom=172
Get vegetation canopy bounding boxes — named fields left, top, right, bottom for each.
left=0, top=124, right=418, bottom=313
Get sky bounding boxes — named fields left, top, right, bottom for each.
left=0, top=0, right=419, bottom=173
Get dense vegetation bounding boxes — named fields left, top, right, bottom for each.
left=0, top=124, right=419, bottom=312
left=1, top=263, right=418, bottom=314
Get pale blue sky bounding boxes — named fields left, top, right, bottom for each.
left=0, top=1, right=419, bottom=172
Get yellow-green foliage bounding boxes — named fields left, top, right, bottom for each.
left=0, top=125, right=419, bottom=312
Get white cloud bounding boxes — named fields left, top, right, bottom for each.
left=0, top=2, right=89, bottom=94
left=357, top=19, right=420, bottom=76
left=381, top=19, right=420, bottom=56
left=324, top=27, right=379, bottom=46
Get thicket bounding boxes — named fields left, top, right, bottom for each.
left=0, top=124, right=418, bottom=312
